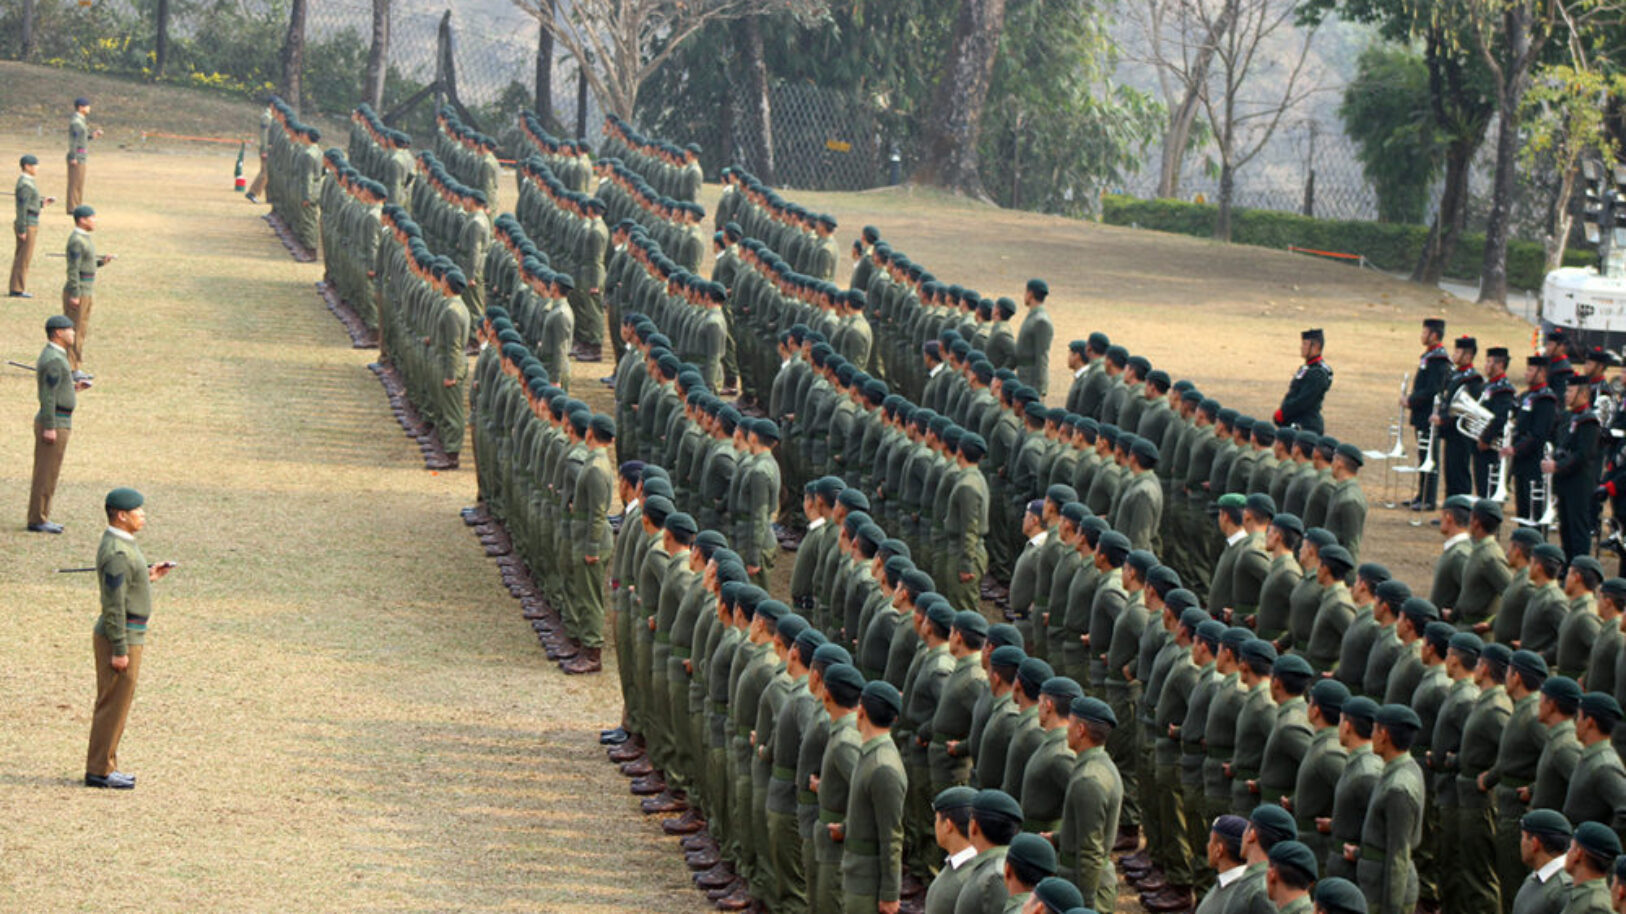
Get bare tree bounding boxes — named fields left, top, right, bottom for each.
left=1124, top=0, right=1238, bottom=197
left=509, top=0, right=826, bottom=121
left=534, top=0, right=557, bottom=128
left=1195, top=0, right=1319, bottom=240
left=912, top=0, right=1007, bottom=198
left=737, top=14, right=776, bottom=183
left=364, top=0, right=391, bottom=110
left=280, top=0, right=308, bottom=114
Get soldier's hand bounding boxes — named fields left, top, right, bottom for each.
left=111, top=654, right=130, bottom=672
left=1343, top=843, right=1357, bottom=861
left=44, top=196, right=56, bottom=204
left=444, top=378, right=457, bottom=387
left=1246, top=779, right=1259, bottom=793
left=648, top=617, right=656, bottom=632
left=1476, top=772, right=1489, bottom=792
left=827, top=822, right=844, bottom=842
left=15, top=231, right=24, bottom=242
left=878, top=901, right=900, bottom=914
left=1473, top=621, right=1490, bottom=634
left=42, top=428, right=57, bottom=443
left=1222, top=762, right=1233, bottom=777
left=1541, top=459, right=1556, bottom=474
left=748, top=565, right=761, bottom=577
left=584, top=555, right=600, bottom=565
left=960, top=572, right=975, bottom=582
left=149, top=560, right=177, bottom=582
left=1500, top=446, right=1514, bottom=457
left=68, top=297, right=79, bottom=307
left=946, top=740, right=961, bottom=756
left=1280, top=796, right=1293, bottom=812
left=74, top=380, right=90, bottom=391
left=1517, top=786, right=1531, bottom=803
left=1315, top=817, right=1331, bottom=833
left=808, top=774, right=820, bottom=792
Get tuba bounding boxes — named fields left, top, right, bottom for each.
left=1448, top=387, right=1496, bottom=438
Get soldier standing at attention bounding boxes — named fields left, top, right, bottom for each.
left=246, top=101, right=272, bottom=204
left=1276, top=329, right=1332, bottom=433
left=837, top=680, right=908, bottom=914
left=62, top=204, right=110, bottom=384
left=1401, top=318, right=1453, bottom=512
left=1354, top=705, right=1426, bottom=914
left=11, top=155, right=54, bottom=297
left=561, top=414, right=615, bottom=674
left=87, top=487, right=177, bottom=789
left=1015, top=280, right=1053, bottom=398
left=65, top=97, right=101, bottom=214
left=29, top=315, right=86, bottom=534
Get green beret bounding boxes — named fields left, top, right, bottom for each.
left=1541, top=675, right=1582, bottom=711
left=1018, top=658, right=1055, bottom=693
left=1603, top=577, right=1626, bottom=599
left=1217, top=492, right=1247, bottom=509
left=1376, top=703, right=1422, bottom=732
left=1342, top=696, right=1378, bottom=724
left=1026, top=278, right=1049, bottom=298
left=1520, top=808, right=1573, bottom=839
left=1374, top=579, right=1412, bottom=607
left=1274, top=653, right=1313, bottom=678
left=1318, top=544, right=1354, bottom=574
left=1304, top=527, right=1338, bottom=549
left=72, top=204, right=94, bottom=219
left=1126, top=549, right=1158, bottom=575
left=1032, top=876, right=1083, bottom=913
left=46, top=314, right=74, bottom=333
left=1068, top=339, right=1089, bottom=355
left=1582, top=691, right=1624, bottom=723
left=1575, top=820, right=1621, bottom=859
left=1511, top=527, right=1546, bottom=547
left=1400, top=597, right=1440, bottom=625
left=1512, top=649, right=1549, bottom=683
left=959, top=432, right=988, bottom=456
left=105, top=487, right=144, bottom=511
left=1249, top=803, right=1298, bottom=844
left=862, top=680, right=903, bottom=715
left=1179, top=607, right=1210, bottom=631
left=755, top=598, right=786, bottom=622
left=823, top=662, right=865, bottom=697
left=1245, top=492, right=1276, bottom=517
left=1060, top=502, right=1088, bottom=524
left=1221, top=626, right=1253, bottom=651
left=813, top=642, right=852, bottom=667
left=1272, top=513, right=1304, bottom=535
left=1240, top=639, right=1277, bottom=666
left=1196, top=620, right=1227, bottom=644
left=752, top=418, right=780, bottom=442
left=1311, top=678, right=1349, bottom=713
left=1166, top=588, right=1200, bottom=611
left=972, top=788, right=1024, bottom=823
left=1443, top=494, right=1475, bottom=512
left=1148, top=565, right=1181, bottom=592
left=1041, top=676, right=1085, bottom=705
left=1424, top=620, right=1456, bottom=653
left=590, top=414, right=616, bottom=439
left=776, top=613, right=809, bottom=643
left=1314, top=877, right=1368, bottom=914
left=1069, top=695, right=1116, bottom=726
left=1268, top=839, right=1318, bottom=882
left=1572, top=555, right=1605, bottom=580
left=1006, top=832, right=1058, bottom=875
left=20, top=154, right=38, bottom=166
left=1046, top=484, right=1078, bottom=504
left=1482, top=642, right=1513, bottom=667
left=933, top=786, right=978, bottom=812
left=1131, top=438, right=1160, bottom=465
left=925, top=601, right=955, bottom=630
left=954, top=610, right=989, bottom=638
left=1087, top=331, right=1110, bottom=350
left=990, top=645, right=1027, bottom=669
left=1335, top=442, right=1365, bottom=466
left=1449, top=632, right=1484, bottom=661
left=988, top=623, right=1023, bottom=650
left=1533, top=543, right=1567, bottom=565
left=795, top=628, right=828, bottom=653
left=1473, top=498, right=1504, bottom=522
left=1097, top=531, right=1131, bottom=561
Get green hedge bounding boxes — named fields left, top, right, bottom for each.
left=1101, top=194, right=1593, bottom=292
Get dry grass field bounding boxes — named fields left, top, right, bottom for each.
left=0, top=63, right=1536, bottom=912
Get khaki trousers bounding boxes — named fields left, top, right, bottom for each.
left=248, top=153, right=269, bottom=197
left=65, top=158, right=86, bottom=213
left=62, top=288, right=93, bottom=370
left=10, top=225, right=37, bottom=294
left=87, top=633, right=142, bottom=777
left=28, top=420, right=70, bottom=525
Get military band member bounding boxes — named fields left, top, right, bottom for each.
left=1435, top=335, right=1485, bottom=499
left=1545, top=380, right=1601, bottom=561
left=1402, top=318, right=1452, bottom=511
left=1505, top=356, right=1559, bottom=525
left=1276, top=328, right=1332, bottom=434
left=1478, top=347, right=1518, bottom=496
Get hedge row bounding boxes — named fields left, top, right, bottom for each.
left=1100, top=194, right=1593, bottom=292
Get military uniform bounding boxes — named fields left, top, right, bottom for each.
left=28, top=336, right=75, bottom=529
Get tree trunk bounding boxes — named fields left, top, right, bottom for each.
left=1546, top=166, right=1577, bottom=272
left=576, top=65, right=589, bottom=139
left=1215, top=160, right=1235, bottom=241
left=718, top=73, right=736, bottom=175
left=364, top=0, right=390, bottom=110
left=19, top=0, right=36, bottom=61
left=153, top=0, right=170, bottom=79
left=912, top=0, right=1007, bottom=198
left=534, top=3, right=554, bottom=128
left=1478, top=5, right=1541, bottom=304
left=280, top=0, right=308, bottom=114
left=737, top=15, right=775, bottom=184
left=1413, top=135, right=1475, bottom=284
left=1156, top=0, right=1238, bottom=198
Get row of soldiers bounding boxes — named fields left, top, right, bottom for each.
left=725, top=235, right=868, bottom=401
left=427, top=105, right=502, bottom=213
left=405, top=151, right=493, bottom=320
left=715, top=168, right=842, bottom=284
left=599, top=112, right=703, bottom=202
left=370, top=205, right=470, bottom=468
left=345, top=103, right=414, bottom=207
left=605, top=237, right=731, bottom=391
left=594, top=157, right=711, bottom=275
left=262, top=98, right=323, bottom=252
left=466, top=303, right=615, bottom=672
left=315, top=152, right=386, bottom=330
left=512, top=157, right=610, bottom=356
left=480, top=214, right=576, bottom=389
left=511, top=111, right=594, bottom=194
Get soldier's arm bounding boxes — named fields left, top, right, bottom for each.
left=38, top=358, right=68, bottom=429
left=101, top=554, right=133, bottom=656
left=1381, top=788, right=1419, bottom=914
left=874, top=764, right=908, bottom=902
left=579, top=469, right=611, bottom=556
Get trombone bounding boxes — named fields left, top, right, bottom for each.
left=1514, top=443, right=1557, bottom=531
left=1372, top=372, right=1410, bottom=508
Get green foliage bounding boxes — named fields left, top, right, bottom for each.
left=301, top=28, right=367, bottom=115
left=979, top=0, right=1164, bottom=216
left=1519, top=65, right=1624, bottom=171
left=1340, top=45, right=1440, bottom=224
left=1101, top=194, right=1593, bottom=290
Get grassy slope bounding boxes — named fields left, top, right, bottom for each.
left=0, top=66, right=1536, bottom=911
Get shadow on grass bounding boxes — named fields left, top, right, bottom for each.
left=298, top=720, right=702, bottom=913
